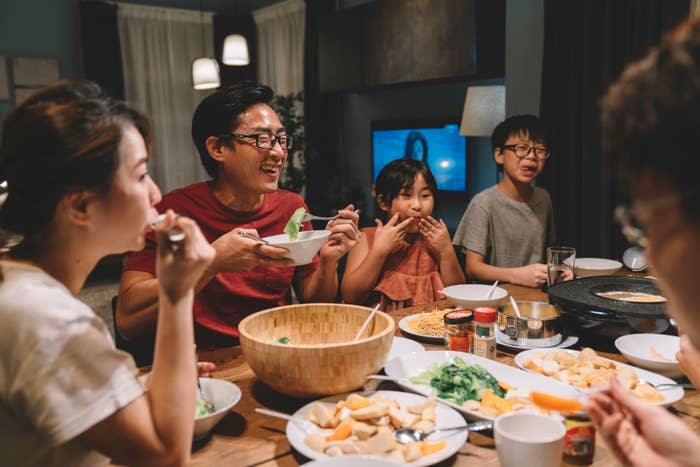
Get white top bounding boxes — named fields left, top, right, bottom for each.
left=0, top=261, right=144, bottom=467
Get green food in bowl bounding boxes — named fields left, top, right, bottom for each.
left=284, top=207, right=306, bottom=241
left=277, top=336, right=291, bottom=344
left=195, top=399, right=215, bottom=418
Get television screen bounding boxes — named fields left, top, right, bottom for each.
left=371, top=118, right=467, bottom=192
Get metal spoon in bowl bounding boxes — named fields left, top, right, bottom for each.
left=510, top=296, right=524, bottom=319
left=394, top=420, right=493, bottom=444
left=195, top=353, right=214, bottom=414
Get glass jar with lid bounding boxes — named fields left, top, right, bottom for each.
left=443, top=309, right=474, bottom=352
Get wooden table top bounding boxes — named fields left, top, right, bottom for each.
left=173, top=283, right=700, bottom=466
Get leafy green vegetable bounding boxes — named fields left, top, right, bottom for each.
left=195, top=399, right=214, bottom=418
left=284, top=207, right=306, bottom=241
left=409, top=356, right=504, bottom=405
left=278, top=337, right=291, bottom=344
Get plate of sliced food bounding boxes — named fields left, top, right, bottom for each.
left=514, top=347, right=684, bottom=406
left=383, top=350, right=580, bottom=421
left=286, top=390, right=467, bottom=466
left=398, top=307, right=457, bottom=344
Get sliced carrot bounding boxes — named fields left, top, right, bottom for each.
left=418, top=440, right=447, bottom=456
left=498, top=380, right=513, bottom=391
left=530, top=391, right=584, bottom=414
left=324, top=419, right=353, bottom=441
left=493, top=396, right=515, bottom=414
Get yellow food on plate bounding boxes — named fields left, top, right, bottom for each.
left=407, top=307, right=453, bottom=336
left=523, top=348, right=663, bottom=403
left=304, top=393, right=446, bottom=462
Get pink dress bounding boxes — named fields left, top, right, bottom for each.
left=363, top=227, right=445, bottom=310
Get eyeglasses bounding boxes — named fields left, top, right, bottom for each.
left=222, top=132, right=293, bottom=150
left=502, top=144, right=550, bottom=160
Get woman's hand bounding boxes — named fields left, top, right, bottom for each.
left=154, top=210, right=216, bottom=303
left=419, top=216, right=452, bottom=257
left=677, top=334, right=700, bottom=388
left=587, top=377, right=700, bottom=467
left=372, top=214, right=413, bottom=257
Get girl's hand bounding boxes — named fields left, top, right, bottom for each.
left=155, top=210, right=216, bottom=303
left=587, top=377, right=700, bottom=467
left=677, top=334, right=700, bottom=388
left=419, top=216, right=452, bottom=257
left=373, top=214, right=413, bottom=256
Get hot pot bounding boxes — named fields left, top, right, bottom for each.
left=497, top=301, right=564, bottom=347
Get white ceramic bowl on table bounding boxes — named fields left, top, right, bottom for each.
left=442, top=284, right=508, bottom=309
left=194, top=378, right=242, bottom=440
left=262, top=230, right=330, bottom=265
left=574, top=258, right=623, bottom=277
left=615, top=334, right=683, bottom=378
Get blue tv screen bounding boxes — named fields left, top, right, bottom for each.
left=371, top=119, right=467, bottom=192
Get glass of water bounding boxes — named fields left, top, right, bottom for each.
left=547, top=246, right=576, bottom=287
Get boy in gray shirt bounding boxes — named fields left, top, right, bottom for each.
left=453, top=115, right=555, bottom=287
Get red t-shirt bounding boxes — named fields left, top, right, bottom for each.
left=124, top=182, right=317, bottom=348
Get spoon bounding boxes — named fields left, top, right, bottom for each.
left=394, top=420, right=493, bottom=444
left=366, top=374, right=411, bottom=384
left=195, top=353, right=214, bottom=414
left=354, top=304, right=381, bottom=341
left=486, top=280, right=499, bottom=299
left=153, top=213, right=186, bottom=244
left=638, top=380, right=694, bottom=391
left=302, top=209, right=361, bottom=223
left=237, top=230, right=271, bottom=245
left=510, top=296, right=523, bottom=319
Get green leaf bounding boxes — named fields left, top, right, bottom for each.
left=284, top=207, right=306, bottom=241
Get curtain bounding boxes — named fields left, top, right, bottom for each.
left=214, top=13, right=258, bottom=86
left=79, top=1, right=125, bottom=100
left=692, top=0, right=700, bottom=15
left=252, top=0, right=306, bottom=95
left=538, top=0, right=689, bottom=259
left=117, top=4, right=211, bottom=193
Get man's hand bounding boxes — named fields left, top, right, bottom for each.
left=509, top=263, right=548, bottom=287
left=209, top=227, right=295, bottom=273
left=318, top=205, right=361, bottom=265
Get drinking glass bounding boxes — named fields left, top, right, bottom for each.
left=547, top=246, right=576, bottom=287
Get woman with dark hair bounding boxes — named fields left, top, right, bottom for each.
left=403, top=130, right=429, bottom=163
left=0, top=80, right=215, bottom=466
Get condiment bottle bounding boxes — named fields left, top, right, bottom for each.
left=563, top=413, right=596, bottom=465
left=443, top=309, right=474, bottom=352
left=473, top=307, right=497, bottom=359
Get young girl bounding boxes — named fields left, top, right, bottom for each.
left=342, top=159, right=464, bottom=309
left=0, top=80, right=215, bottom=466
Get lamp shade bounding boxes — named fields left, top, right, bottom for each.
left=459, top=85, right=506, bottom=136
left=222, top=34, right=250, bottom=66
left=192, top=57, right=220, bottom=90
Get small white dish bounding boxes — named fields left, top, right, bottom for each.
left=574, top=258, right=623, bottom=277
left=623, top=247, right=648, bottom=272
left=615, top=334, right=683, bottom=378
left=442, top=284, right=508, bottom=308
left=495, top=331, right=579, bottom=351
left=385, top=336, right=425, bottom=364
left=263, top=230, right=330, bottom=265
left=194, top=378, right=242, bottom=440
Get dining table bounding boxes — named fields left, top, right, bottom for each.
left=148, top=282, right=700, bottom=466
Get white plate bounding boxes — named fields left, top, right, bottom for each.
left=615, top=334, right=683, bottom=378
left=514, top=348, right=684, bottom=406
left=385, top=336, right=425, bottom=365
left=574, top=258, right=623, bottom=277
left=383, top=350, right=579, bottom=421
left=496, top=332, right=579, bottom=351
left=287, top=390, right=467, bottom=467
left=398, top=313, right=447, bottom=344
left=304, top=458, right=398, bottom=467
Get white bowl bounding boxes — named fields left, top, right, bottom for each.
left=494, top=412, right=565, bottom=467
left=194, top=378, right=242, bottom=440
left=263, top=230, right=330, bottom=265
left=442, top=284, right=508, bottom=308
left=623, top=247, right=648, bottom=272
left=574, top=258, right=623, bottom=277
left=614, top=334, right=683, bottom=378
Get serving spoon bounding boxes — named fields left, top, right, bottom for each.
left=395, top=420, right=493, bottom=444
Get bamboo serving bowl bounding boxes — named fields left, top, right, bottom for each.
left=238, top=303, right=395, bottom=398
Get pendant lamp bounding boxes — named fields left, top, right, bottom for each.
left=222, top=34, right=249, bottom=66
left=192, top=0, right=220, bottom=90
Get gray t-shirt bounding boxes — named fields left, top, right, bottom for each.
left=453, top=185, right=556, bottom=268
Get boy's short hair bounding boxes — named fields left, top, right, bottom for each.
left=601, top=18, right=700, bottom=223
left=491, top=115, right=549, bottom=152
left=191, top=81, right=274, bottom=178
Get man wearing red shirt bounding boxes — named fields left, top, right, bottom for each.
left=116, top=82, right=359, bottom=349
